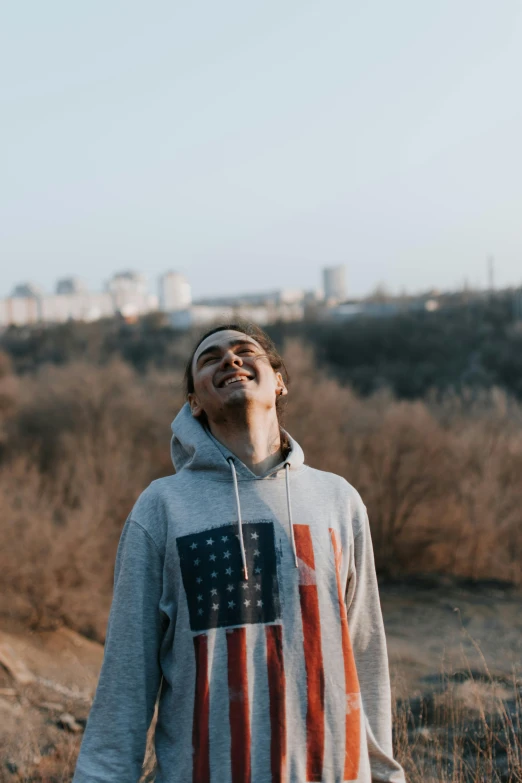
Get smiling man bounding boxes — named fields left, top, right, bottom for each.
left=73, top=321, right=405, bottom=783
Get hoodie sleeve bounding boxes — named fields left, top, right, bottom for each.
left=73, top=517, right=165, bottom=783
left=345, top=498, right=406, bottom=783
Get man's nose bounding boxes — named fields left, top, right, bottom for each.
left=221, top=350, right=243, bottom=368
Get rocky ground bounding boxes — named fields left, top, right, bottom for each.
left=1, top=575, right=521, bottom=782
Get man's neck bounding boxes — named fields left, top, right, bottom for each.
left=208, top=410, right=283, bottom=477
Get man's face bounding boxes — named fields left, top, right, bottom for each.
left=188, top=330, right=287, bottom=422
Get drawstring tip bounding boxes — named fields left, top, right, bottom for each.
left=294, top=557, right=299, bottom=569
left=243, top=567, right=249, bottom=581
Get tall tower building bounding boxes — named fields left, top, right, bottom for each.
left=323, top=265, right=346, bottom=302
left=159, top=271, right=191, bottom=312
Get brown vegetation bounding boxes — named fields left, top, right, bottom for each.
left=0, top=357, right=179, bottom=639
left=0, top=342, right=521, bottom=640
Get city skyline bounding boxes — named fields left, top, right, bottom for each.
left=2, top=3, right=522, bottom=299
left=4, top=259, right=515, bottom=307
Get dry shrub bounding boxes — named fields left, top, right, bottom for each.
left=0, top=349, right=19, bottom=454
left=284, top=340, right=522, bottom=583
left=0, top=360, right=182, bottom=640
left=0, top=343, right=521, bottom=642
left=10, top=359, right=176, bottom=478
left=434, top=391, right=522, bottom=584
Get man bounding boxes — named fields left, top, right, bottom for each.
left=73, top=322, right=406, bottom=783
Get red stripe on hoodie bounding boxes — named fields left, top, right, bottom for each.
left=330, top=528, right=362, bottom=781
left=266, top=624, right=287, bottom=783
left=227, top=627, right=251, bottom=783
left=293, top=524, right=325, bottom=782
left=192, top=634, right=210, bottom=783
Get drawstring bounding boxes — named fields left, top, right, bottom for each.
left=227, top=457, right=299, bottom=578
left=228, top=458, right=248, bottom=580
left=285, top=463, right=299, bottom=568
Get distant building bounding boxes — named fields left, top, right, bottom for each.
left=169, top=302, right=290, bottom=330
left=159, top=271, right=191, bottom=312
left=107, top=270, right=147, bottom=297
left=39, top=292, right=114, bottom=323
left=0, top=296, right=40, bottom=326
left=323, top=265, right=346, bottom=302
left=11, top=282, right=42, bottom=299
left=106, top=271, right=155, bottom=317
left=56, top=277, right=87, bottom=295
left=1, top=270, right=161, bottom=328
left=192, top=289, right=305, bottom=324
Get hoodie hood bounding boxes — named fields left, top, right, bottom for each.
left=171, top=402, right=304, bottom=578
left=170, top=402, right=305, bottom=481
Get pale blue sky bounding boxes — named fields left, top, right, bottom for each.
left=1, top=1, right=521, bottom=299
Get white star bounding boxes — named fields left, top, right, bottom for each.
left=190, top=542, right=198, bottom=550
left=226, top=584, right=234, bottom=592
left=253, top=549, right=260, bottom=556
left=197, top=595, right=203, bottom=602
left=228, top=600, right=235, bottom=609
left=206, top=538, right=214, bottom=546
left=255, top=567, right=262, bottom=574
left=257, top=599, right=263, bottom=607
left=221, top=535, right=228, bottom=543
left=254, top=584, right=261, bottom=591
left=196, top=577, right=202, bottom=584
left=244, top=599, right=251, bottom=607
left=211, top=571, right=218, bottom=578
left=223, top=550, right=231, bottom=559
left=209, top=553, right=217, bottom=561
left=198, top=608, right=203, bottom=615
left=194, top=558, right=200, bottom=566
left=225, top=567, right=233, bottom=576
left=242, top=583, right=249, bottom=590
left=212, top=603, right=219, bottom=611
left=251, top=532, right=259, bottom=540
left=210, top=588, right=217, bottom=596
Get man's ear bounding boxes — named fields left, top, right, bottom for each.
left=275, top=372, right=288, bottom=397
left=188, top=393, right=204, bottom=418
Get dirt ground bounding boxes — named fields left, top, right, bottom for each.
left=1, top=575, right=521, bottom=781
left=383, top=576, right=522, bottom=700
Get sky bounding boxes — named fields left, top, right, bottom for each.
left=1, top=1, right=522, bottom=300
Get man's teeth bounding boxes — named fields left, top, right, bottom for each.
left=223, top=377, right=249, bottom=386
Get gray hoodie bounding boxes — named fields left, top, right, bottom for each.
left=73, top=403, right=405, bottom=783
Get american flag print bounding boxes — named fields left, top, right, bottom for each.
left=177, top=522, right=360, bottom=783
left=177, top=521, right=285, bottom=783
left=177, top=521, right=281, bottom=633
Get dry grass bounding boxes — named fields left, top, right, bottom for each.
left=393, top=638, right=522, bottom=783
left=2, top=662, right=520, bottom=783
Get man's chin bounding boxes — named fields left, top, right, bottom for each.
left=222, top=387, right=252, bottom=404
